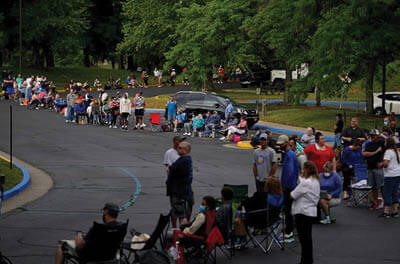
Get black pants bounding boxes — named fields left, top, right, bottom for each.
left=283, top=188, right=294, bottom=234
left=295, top=214, right=314, bottom=264
left=342, top=167, right=354, bottom=192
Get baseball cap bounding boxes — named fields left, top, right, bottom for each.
left=369, top=129, right=380, bottom=136
left=225, top=98, right=230, bottom=102
left=277, top=134, right=289, bottom=144
left=103, top=203, right=120, bottom=214
left=173, top=135, right=186, bottom=142
left=259, top=133, right=268, bottom=140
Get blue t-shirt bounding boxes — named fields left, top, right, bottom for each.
left=225, top=104, right=233, bottom=120
left=168, top=101, right=177, bottom=115
left=176, top=113, right=186, bottom=123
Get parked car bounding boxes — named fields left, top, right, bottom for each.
left=173, top=91, right=259, bottom=128
left=239, top=68, right=286, bottom=92
left=373, top=92, right=400, bottom=115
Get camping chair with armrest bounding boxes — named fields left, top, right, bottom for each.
left=63, top=220, right=129, bottom=264
left=120, top=213, right=170, bottom=263
left=349, top=164, right=372, bottom=207
left=241, top=192, right=285, bottom=254
left=149, top=112, right=165, bottom=132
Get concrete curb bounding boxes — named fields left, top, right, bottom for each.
left=246, top=99, right=366, bottom=106
left=0, top=151, right=53, bottom=214
left=1, top=156, right=31, bottom=200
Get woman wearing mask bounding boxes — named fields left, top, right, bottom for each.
left=381, top=138, right=400, bottom=218
left=319, top=162, right=342, bottom=224
left=291, top=161, right=320, bottom=264
left=341, top=139, right=363, bottom=199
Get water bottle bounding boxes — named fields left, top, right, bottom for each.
left=168, top=244, right=179, bottom=261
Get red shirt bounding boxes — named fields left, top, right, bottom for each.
left=303, top=143, right=335, bottom=173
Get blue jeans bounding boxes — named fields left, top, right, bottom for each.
left=334, top=133, right=342, bottom=148
left=66, top=105, right=74, bottom=121
left=383, top=177, right=400, bottom=206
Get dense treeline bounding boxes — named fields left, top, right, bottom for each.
left=1, top=0, right=399, bottom=111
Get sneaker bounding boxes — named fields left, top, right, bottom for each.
left=391, top=212, right=399, bottom=218
left=378, top=212, right=391, bottom=218
left=141, top=123, right=146, bottom=128
left=219, top=136, right=226, bottom=141
left=320, top=216, right=331, bottom=225
left=109, top=125, right=112, bottom=128
left=113, top=125, right=118, bottom=129
left=173, top=128, right=177, bottom=133
left=278, top=232, right=294, bottom=243
left=65, top=120, right=70, bottom=123
left=187, top=133, right=191, bottom=136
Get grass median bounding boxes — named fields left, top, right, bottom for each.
left=259, top=104, right=382, bottom=132
left=0, top=158, right=23, bottom=191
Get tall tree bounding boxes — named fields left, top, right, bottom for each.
left=310, top=0, right=400, bottom=113
left=165, top=0, right=258, bottom=90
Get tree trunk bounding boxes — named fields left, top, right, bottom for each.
left=315, top=86, right=321, bottom=106
left=119, top=54, right=125, bottom=70
left=44, top=47, right=54, bottom=68
left=381, top=62, right=386, bottom=115
left=83, top=48, right=90, bottom=67
left=111, top=57, right=115, bottom=69
left=366, top=61, right=376, bottom=114
left=200, top=72, right=214, bottom=91
left=127, top=55, right=134, bottom=71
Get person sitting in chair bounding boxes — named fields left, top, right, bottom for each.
left=319, top=161, right=342, bottom=224
left=216, top=187, right=233, bottom=241
left=55, top=203, right=126, bottom=264
left=181, top=196, right=217, bottom=236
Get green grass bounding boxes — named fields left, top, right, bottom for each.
left=260, top=104, right=382, bottom=132
left=0, top=158, right=23, bottom=191
left=135, top=94, right=171, bottom=109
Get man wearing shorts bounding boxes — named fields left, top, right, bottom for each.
left=362, top=129, right=385, bottom=210
left=119, top=92, right=131, bottom=131
left=166, top=141, right=194, bottom=228
left=167, top=96, right=177, bottom=124
left=133, top=92, right=146, bottom=129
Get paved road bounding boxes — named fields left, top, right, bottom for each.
left=0, top=92, right=399, bottom=263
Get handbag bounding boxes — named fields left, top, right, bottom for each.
left=234, top=214, right=247, bottom=237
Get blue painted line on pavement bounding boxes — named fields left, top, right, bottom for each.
left=118, top=167, right=141, bottom=212
left=247, top=99, right=366, bottom=106
left=130, top=109, right=164, bottom=114
left=3, top=161, right=31, bottom=201
left=253, top=124, right=335, bottom=142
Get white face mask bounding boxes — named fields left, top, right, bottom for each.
left=324, top=172, right=330, bottom=177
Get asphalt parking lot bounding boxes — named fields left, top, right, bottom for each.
left=0, top=97, right=399, bottom=264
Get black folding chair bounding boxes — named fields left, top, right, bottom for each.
left=120, top=214, right=170, bottom=263
left=64, top=220, right=129, bottom=264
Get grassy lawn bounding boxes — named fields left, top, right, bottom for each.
left=0, top=158, right=23, bottom=191
left=260, top=104, right=382, bottom=132
left=140, top=94, right=171, bottom=109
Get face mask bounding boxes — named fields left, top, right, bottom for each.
left=199, top=205, right=206, bottom=213
left=384, top=121, right=388, bottom=126
left=324, top=172, right=330, bottom=177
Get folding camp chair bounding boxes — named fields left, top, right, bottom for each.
left=349, top=164, right=372, bottom=207
left=120, top=214, right=170, bottom=263
left=63, top=220, right=128, bottom=264
left=149, top=112, right=165, bottom=132
left=241, top=193, right=285, bottom=254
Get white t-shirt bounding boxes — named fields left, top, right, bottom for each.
left=383, top=149, right=400, bottom=177
left=291, top=177, right=320, bottom=217
left=164, top=148, right=179, bottom=166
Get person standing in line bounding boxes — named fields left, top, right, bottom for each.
left=167, top=141, right=194, bottom=228
left=224, top=98, right=233, bottom=124
left=119, top=93, right=131, bottom=131
left=362, top=129, right=385, bottom=210
left=333, top=113, right=344, bottom=149
left=280, top=138, right=299, bottom=243
left=253, top=133, right=278, bottom=192
left=164, top=136, right=186, bottom=169
left=166, top=96, right=177, bottom=127
left=341, top=117, right=366, bottom=147
left=133, top=92, right=146, bottom=129
left=291, top=161, right=320, bottom=264
left=66, top=89, right=77, bottom=123
left=341, top=139, right=363, bottom=199
left=381, top=138, right=400, bottom=218
left=303, top=132, right=336, bottom=174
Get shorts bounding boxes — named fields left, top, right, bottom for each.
left=170, top=195, right=194, bottom=220
left=60, top=240, right=80, bottom=258
left=7, top=87, right=14, bottom=95
left=121, top=112, right=129, bottom=119
left=329, top=198, right=341, bottom=208
left=367, top=168, right=384, bottom=188
left=135, top=109, right=144, bottom=116
left=168, top=113, right=176, bottom=122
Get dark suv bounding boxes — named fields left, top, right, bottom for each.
left=173, top=91, right=259, bottom=128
